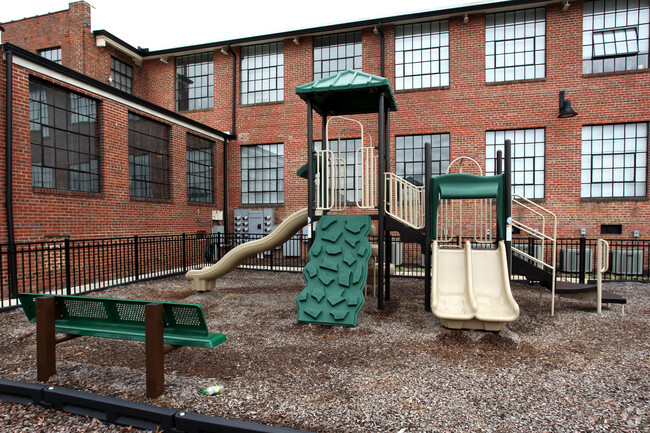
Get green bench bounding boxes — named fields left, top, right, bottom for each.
left=18, top=293, right=227, bottom=398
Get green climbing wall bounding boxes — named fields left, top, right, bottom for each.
left=296, top=215, right=372, bottom=327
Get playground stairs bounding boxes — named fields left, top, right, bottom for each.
left=511, top=255, right=627, bottom=308
left=296, top=215, right=373, bottom=326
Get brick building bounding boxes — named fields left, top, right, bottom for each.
left=1, top=0, right=649, bottom=243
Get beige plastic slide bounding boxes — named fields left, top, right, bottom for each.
left=185, top=208, right=309, bottom=292
left=431, top=240, right=519, bottom=331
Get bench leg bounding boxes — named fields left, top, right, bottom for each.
left=145, top=303, right=165, bottom=398
left=36, top=296, right=57, bottom=382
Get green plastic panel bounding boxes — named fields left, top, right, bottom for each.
left=296, top=215, right=372, bottom=327
left=430, top=173, right=506, bottom=241
left=18, top=293, right=226, bottom=349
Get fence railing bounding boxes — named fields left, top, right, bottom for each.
left=2, top=233, right=648, bottom=311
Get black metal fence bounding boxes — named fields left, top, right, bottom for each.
left=2, top=233, right=648, bottom=311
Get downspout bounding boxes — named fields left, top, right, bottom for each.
left=376, top=22, right=385, bottom=77
left=224, top=44, right=237, bottom=233
left=3, top=46, right=18, bottom=298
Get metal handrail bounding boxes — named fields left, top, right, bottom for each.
left=384, top=173, right=425, bottom=229
left=596, top=239, right=610, bottom=314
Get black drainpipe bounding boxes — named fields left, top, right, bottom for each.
left=376, top=22, right=385, bottom=77
left=224, top=44, right=237, bottom=233
left=4, top=47, right=18, bottom=298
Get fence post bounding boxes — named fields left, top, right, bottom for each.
left=579, top=236, right=587, bottom=284
left=134, top=235, right=140, bottom=281
left=8, top=243, right=18, bottom=299
left=182, top=233, right=187, bottom=273
left=64, top=238, right=71, bottom=295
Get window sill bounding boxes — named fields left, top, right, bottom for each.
left=129, top=196, right=172, bottom=204
left=485, top=77, right=546, bottom=86
left=32, top=188, right=104, bottom=199
left=580, top=196, right=648, bottom=203
left=239, top=100, right=284, bottom=108
left=582, top=67, right=648, bottom=78
left=395, top=86, right=450, bottom=94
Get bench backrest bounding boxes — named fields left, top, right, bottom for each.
left=18, top=293, right=210, bottom=338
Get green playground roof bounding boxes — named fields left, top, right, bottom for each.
left=296, top=69, right=398, bottom=116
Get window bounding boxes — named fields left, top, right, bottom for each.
left=583, top=0, right=650, bottom=74
left=128, top=113, right=170, bottom=199
left=241, top=144, right=284, bottom=204
left=485, top=7, right=545, bottom=82
left=395, top=134, right=450, bottom=186
left=313, top=31, right=362, bottom=80
left=110, top=57, right=133, bottom=94
left=38, top=47, right=62, bottom=64
left=581, top=123, right=647, bottom=198
left=395, top=20, right=449, bottom=90
left=187, top=134, right=214, bottom=203
left=315, top=138, right=362, bottom=202
left=241, top=42, right=284, bottom=105
left=29, top=78, right=100, bottom=192
left=486, top=128, right=545, bottom=199
left=176, top=52, right=214, bottom=111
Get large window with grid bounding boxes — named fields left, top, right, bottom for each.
left=395, top=20, right=450, bottom=90
left=176, top=52, right=214, bottom=111
left=486, top=129, right=545, bottom=199
left=485, top=7, right=545, bottom=83
left=110, top=57, right=133, bottom=94
left=241, top=144, right=284, bottom=205
left=313, top=31, right=362, bottom=80
left=187, top=134, right=214, bottom=203
left=29, top=78, right=100, bottom=192
left=315, top=138, right=362, bottom=203
left=581, top=123, right=647, bottom=198
left=583, top=0, right=650, bottom=74
left=395, top=134, right=450, bottom=186
left=39, top=47, right=62, bottom=64
left=241, top=42, right=284, bottom=105
left=128, top=113, right=170, bottom=199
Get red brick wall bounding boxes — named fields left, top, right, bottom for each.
left=0, top=61, right=223, bottom=243
left=2, top=0, right=650, bottom=241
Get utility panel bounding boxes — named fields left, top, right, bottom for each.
left=234, top=208, right=274, bottom=244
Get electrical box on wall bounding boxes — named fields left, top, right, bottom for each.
left=211, top=210, right=223, bottom=221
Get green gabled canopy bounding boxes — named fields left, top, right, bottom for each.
left=296, top=69, right=398, bottom=116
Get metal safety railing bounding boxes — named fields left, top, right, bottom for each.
left=384, top=173, right=426, bottom=229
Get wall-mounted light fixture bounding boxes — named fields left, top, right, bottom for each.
left=292, top=37, right=300, bottom=45
left=463, top=14, right=469, bottom=24
left=562, top=0, right=570, bottom=11
left=558, top=90, right=578, bottom=118
left=220, top=46, right=229, bottom=56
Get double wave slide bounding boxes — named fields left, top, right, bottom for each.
left=185, top=208, right=309, bottom=292
left=431, top=240, right=519, bottom=331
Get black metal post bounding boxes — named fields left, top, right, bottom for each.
left=134, top=235, right=140, bottom=281
left=504, top=139, right=512, bottom=275
left=496, top=150, right=503, bottom=175
left=579, top=236, right=587, bottom=284
left=424, top=143, right=432, bottom=311
left=385, top=232, right=391, bottom=301
left=377, top=93, right=385, bottom=310
left=182, top=233, right=187, bottom=273
left=64, top=239, right=71, bottom=295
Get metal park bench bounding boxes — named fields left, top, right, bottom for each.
left=18, top=293, right=227, bottom=398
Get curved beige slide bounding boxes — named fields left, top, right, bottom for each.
left=185, top=208, right=309, bottom=292
left=431, top=240, right=519, bottom=331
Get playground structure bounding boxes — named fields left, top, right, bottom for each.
left=185, top=69, right=625, bottom=329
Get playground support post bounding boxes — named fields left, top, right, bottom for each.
left=504, top=140, right=512, bottom=276
left=424, top=143, right=432, bottom=311
left=377, top=93, right=386, bottom=310
left=307, top=101, right=314, bottom=247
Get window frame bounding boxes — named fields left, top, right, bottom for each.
left=485, top=7, right=546, bottom=83
left=186, top=133, right=215, bottom=204
left=395, top=134, right=451, bottom=186
left=486, top=128, right=546, bottom=199
left=582, top=0, right=650, bottom=74
left=240, top=42, right=284, bottom=105
left=240, top=143, right=284, bottom=205
left=175, top=52, right=214, bottom=111
left=110, top=56, right=133, bottom=94
left=38, top=47, right=62, bottom=64
left=29, top=78, right=100, bottom=193
left=581, top=122, right=648, bottom=199
left=395, top=20, right=450, bottom=90
left=313, top=31, right=362, bottom=80
left=128, top=113, right=171, bottom=200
